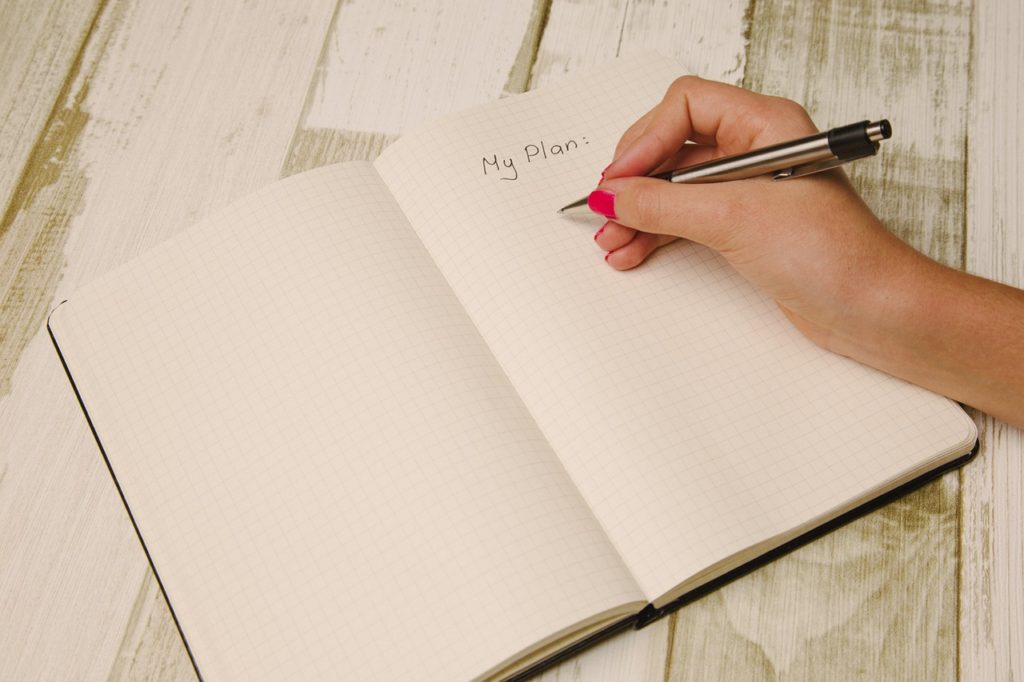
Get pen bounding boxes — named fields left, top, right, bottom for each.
left=557, top=119, right=892, bottom=214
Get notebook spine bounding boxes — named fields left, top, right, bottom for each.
left=634, top=603, right=664, bottom=628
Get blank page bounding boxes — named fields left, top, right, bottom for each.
left=374, top=54, right=977, bottom=603
left=49, top=163, right=645, bottom=681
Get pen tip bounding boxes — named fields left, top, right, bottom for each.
left=558, top=197, right=590, bottom=214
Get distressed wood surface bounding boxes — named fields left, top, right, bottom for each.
left=0, top=0, right=103, bottom=399
left=0, top=0, right=101, bottom=236
left=284, top=0, right=547, bottom=176
left=0, top=0, right=1019, bottom=680
left=960, top=0, right=1024, bottom=679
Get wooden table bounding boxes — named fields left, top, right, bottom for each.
left=1, top=1, right=1020, bottom=679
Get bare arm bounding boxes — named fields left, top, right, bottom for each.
left=837, top=254, right=1024, bottom=427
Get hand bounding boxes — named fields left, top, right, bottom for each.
left=590, top=76, right=1024, bottom=427
left=590, top=76, right=925, bottom=351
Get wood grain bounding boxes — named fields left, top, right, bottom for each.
left=668, top=490, right=959, bottom=680
left=960, top=0, right=1024, bottom=679
left=531, top=0, right=748, bottom=90
left=0, top=0, right=104, bottom=399
left=302, top=0, right=543, bottom=134
left=0, top=0, right=101, bottom=235
left=0, top=2, right=339, bottom=679
left=283, top=0, right=548, bottom=177
left=106, top=573, right=197, bottom=682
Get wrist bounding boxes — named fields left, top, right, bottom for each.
left=826, top=246, right=1017, bottom=419
left=825, top=239, right=948, bottom=371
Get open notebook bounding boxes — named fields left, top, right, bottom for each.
left=49, top=54, right=977, bottom=681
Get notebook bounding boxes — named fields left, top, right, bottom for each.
left=48, top=54, right=977, bottom=681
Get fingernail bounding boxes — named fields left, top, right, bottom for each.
left=588, top=190, right=616, bottom=219
left=604, top=251, right=612, bottom=262
left=593, top=224, right=606, bottom=241
left=599, top=163, right=611, bottom=182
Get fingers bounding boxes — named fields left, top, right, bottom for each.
left=603, top=230, right=679, bottom=270
left=592, top=77, right=820, bottom=270
left=593, top=220, right=636, bottom=251
left=604, top=76, right=818, bottom=181
left=611, top=141, right=723, bottom=181
left=589, top=176, right=764, bottom=251
left=647, top=143, right=720, bottom=176
left=610, top=106, right=656, bottom=164
left=593, top=220, right=680, bottom=270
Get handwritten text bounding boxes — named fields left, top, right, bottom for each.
left=481, top=136, right=589, bottom=181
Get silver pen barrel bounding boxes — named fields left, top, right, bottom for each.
left=667, top=133, right=833, bottom=183
left=557, top=120, right=891, bottom=213
left=666, top=119, right=890, bottom=184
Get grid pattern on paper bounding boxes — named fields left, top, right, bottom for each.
left=49, top=162, right=645, bottom=681
left=375, top=53, right=976, bottom=601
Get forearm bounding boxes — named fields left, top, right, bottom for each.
left=834, top=249, right=1024, bottom=427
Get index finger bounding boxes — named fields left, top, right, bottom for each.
left=603, top=76, right=818, bottom=180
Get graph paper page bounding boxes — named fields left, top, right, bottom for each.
left=375, top=54, right=977, bottom=603
left=49, top=163, right=645, bottom=681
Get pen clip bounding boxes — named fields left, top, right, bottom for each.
left=772, top=142, right=880, bottom=180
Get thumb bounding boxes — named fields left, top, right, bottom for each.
left=588, top=176, right=760, bottom=251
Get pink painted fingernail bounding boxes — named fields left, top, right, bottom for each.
left=593, top=224, right=606, bottom=241
left=588, top=190, right=616, bottom=219
left=599, top=163, right=611, bottom=181
left=604, top=251, right=612, bottom=262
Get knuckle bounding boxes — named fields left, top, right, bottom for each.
left=769, top=97, right=816, bottom=127
left=771, top=96, right=807, bottom=115
left=738, top=96, right=816, bottom=140
left=667, top=75, right=701, bottom=98
left=613, top=138, right=631, bottom=158
left=647, top=127, right=675, bottom=157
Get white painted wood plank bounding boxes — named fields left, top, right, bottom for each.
left=531, top=0, right=748, bottom=89
left=0, top=0, right=101, bottom=397
left=527, top=1, right=628, bottom=87
left=0, top=0, right=100, bottom=221
left=530, top=2, right=751, bottom=679
left=283, top=0, right=548, bottom=182
left=0, top=2, right=339, bottom=679
left=670, top=482, right=958, bottom=680
left=960, top=0, right=1024, bottom=679
left=534, top=619, right=671, bottom=682
left=302, top=0, right=542, bottom=136
left=106, top=572, right=197, bottom=682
